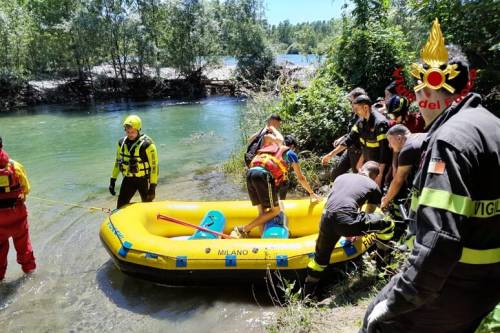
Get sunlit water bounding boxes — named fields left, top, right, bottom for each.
left=0, top=97, right=277, bottom=332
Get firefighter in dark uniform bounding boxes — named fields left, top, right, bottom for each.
left=109, top=115, right=159, bottom=209
left=362, top=19, right=500, bottom=333
left=328, top=87, right=365, bottom=181
left=304, top=161, right=394, bottom=298
left=323, top=95, right=391, bottom=188
left=381, top=124, right=426, bottom=211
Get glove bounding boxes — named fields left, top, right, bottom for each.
left=109, top=178, right=116, bottom=196
left=146, top=183, right=156, bottom=202
left=367, top=300, right=393, bottom=333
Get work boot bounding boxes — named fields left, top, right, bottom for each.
left=303, top=275, right=320, bottom=302
left=376, top=219, right=395, bottom=241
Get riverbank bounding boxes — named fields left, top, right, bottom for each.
left=0, top=60, right=318, bottom=112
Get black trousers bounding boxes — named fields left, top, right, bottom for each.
left=314, top=210, right=384, bottom=267
left=360, top=262, right=500, bottom=333
left=331, top=146, right=362, bottom=182
left=117, top=176, right=150, bottom=209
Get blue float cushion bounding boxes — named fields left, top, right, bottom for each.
left=189, top=210, right=226, bottom=240
left=262, top=212, right=289, bottom=239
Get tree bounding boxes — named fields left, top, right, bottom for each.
left=161, top=0, right=220, bottom=78
left=219, top=0, right=276, bottom=84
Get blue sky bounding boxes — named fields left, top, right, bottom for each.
left=264, top=0, right=347, bottom=25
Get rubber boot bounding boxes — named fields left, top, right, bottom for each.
left=303, top=269, right=322, bottom=302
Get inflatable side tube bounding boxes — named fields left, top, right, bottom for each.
left=189, top=210, right=226, bottom=240
left=262, top=212, right=289, bottom=239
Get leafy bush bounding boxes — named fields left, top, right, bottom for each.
left=476, top=304, right=500, bottom=333
left=279, top=73, right=351, bottom=154
left=333, top=21, right=414, bottom=99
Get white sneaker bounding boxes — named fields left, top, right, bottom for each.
left=229, top=227, right=241, bottom=239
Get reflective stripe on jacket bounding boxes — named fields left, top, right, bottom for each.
left=387, top=93, right=500, bottom=315
left=112, top=134, right=159, bottom=183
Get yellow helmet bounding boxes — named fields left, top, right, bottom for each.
left=123, top=115, right=142, bottom=131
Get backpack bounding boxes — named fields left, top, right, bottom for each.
left=244, top=128, right=266, bottom=167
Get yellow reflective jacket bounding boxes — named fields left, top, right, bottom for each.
left=111, top=134, right=158, bottom=184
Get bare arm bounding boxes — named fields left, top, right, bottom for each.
left=381, top=165, right=412, bottom=210
left=356, top=154, right=365, bottom=172
left=291, top=163, right=321, bottom=202
left=375, top=163, right=386, bottom=188
left=321, top=144, right=347, bottom=166
left=267, top=126, right=284, bottom=144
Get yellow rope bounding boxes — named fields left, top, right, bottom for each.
left=29, top=195, right=112, bottom=214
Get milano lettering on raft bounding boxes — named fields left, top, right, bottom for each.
left=217, top=249, right=249, bottom=256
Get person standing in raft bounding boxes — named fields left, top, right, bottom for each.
left=231, top=133, right=321, bottom=239
left=304, top=161, right=394, bottom=299
left=0, top=136, right=36, bottom=281
left=109, top=115, right=159, bottom=209
left=244, top=114, right=284, bottom=167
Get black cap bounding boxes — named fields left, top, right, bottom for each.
left=352, top=95, right=372, bottom=106
left=268, top=114, right=282, bottom=121
left=284, top=135, right=298, bottom=147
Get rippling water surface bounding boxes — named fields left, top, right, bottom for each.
left=0, top=97, right=276, bottom=332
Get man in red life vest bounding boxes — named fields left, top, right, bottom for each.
left=231, top=133, right=320, bottom=238
left=0, top=137, right=36, bottom=281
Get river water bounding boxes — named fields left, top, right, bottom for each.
left=0, top=97, right=277, bottom=332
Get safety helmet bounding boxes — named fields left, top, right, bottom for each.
left=387, top=96, right=409, bottom=117
left=123, top=115, right=142, bottom=131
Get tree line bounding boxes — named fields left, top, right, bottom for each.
left=0, top=0, right=497, bottom=106
left=0, top=0, right=272, bottom=83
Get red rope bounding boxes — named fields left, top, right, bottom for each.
left=157, top=214, right=234, bottom=239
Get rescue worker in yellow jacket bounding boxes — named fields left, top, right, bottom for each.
left=109, top=115, right=159, bottom=209
left=362, top=19, right=500, bottom=333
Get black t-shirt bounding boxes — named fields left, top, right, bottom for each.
left=325, top=173, right=381, bottom=213
left=398, top=133, right=426, bottom=167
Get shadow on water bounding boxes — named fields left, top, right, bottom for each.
left=96, top=261, right=274, bottom=320
left=0, top=275, right=31, bottom=310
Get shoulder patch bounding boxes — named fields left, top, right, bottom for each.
left=428, top=158, right=446, bottom=175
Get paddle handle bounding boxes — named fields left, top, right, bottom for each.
left=157, top=214, right=234, bottom=239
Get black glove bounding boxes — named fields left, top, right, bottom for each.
left=146, top=183, right=156, bottom=202
left=109, top=178, right=116, bottom=196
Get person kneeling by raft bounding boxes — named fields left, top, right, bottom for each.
left=304, top=161, right=394, bottom=299
left=231, top=134, right=321, bottom=239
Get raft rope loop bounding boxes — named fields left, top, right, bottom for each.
left=30, top=195, right=112, bottom=214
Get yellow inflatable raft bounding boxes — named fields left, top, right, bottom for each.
left=99, top=199, right=379, bottom=285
